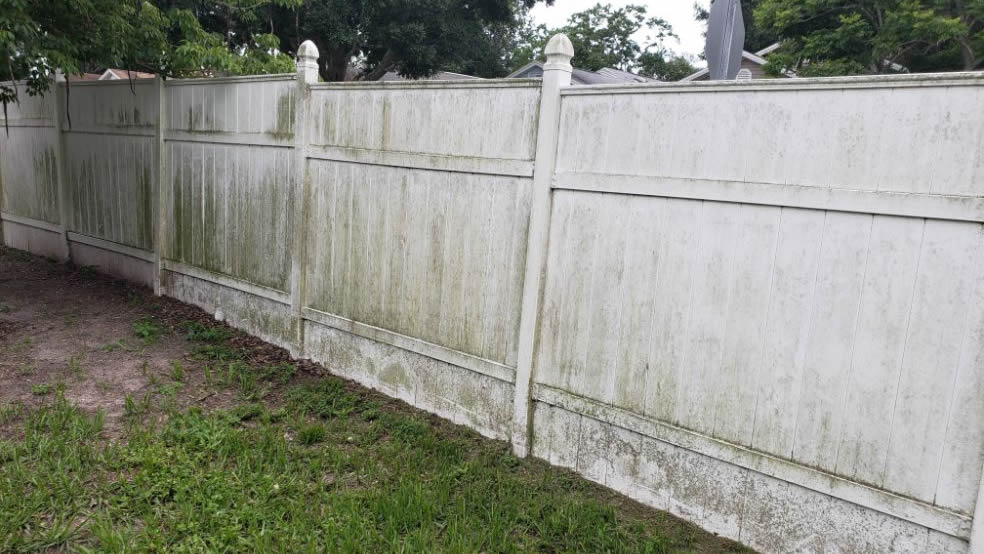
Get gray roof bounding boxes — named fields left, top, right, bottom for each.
left=507, top=61, right=659, bottom=85
left=379, top=71, right=482, bottom=82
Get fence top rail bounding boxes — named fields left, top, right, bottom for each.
left=164, top=73, right=296, bottom=86
left=561, top=70, right=984, bottom=96
left=310, top=78, right=541, bottom=91
left=58, top=78, right=158, bottom=88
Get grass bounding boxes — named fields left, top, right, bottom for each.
left=131, top=317, right=163, bottom=344
left=0, top=378, right=747, bottom=553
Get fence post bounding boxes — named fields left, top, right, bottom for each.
left=511, top=34, right=573, bottom=457
left=288, top=40, right=320, bottom=359
left=153, top=75, right=166, bottom=296
left=52, top=71, right=72, bottom=261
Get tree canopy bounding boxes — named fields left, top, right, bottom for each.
left=752, top=0, right=983, bottom=75
left=0, top=0, right=296, bottom=114
left=510, top=3, right=698, bottom=80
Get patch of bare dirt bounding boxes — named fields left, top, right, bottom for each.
left=0, top=247, right=315, bottom=437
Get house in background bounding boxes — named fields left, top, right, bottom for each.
left=98, top=69, right=155, bottom=80
left=379, top=70, right=482, bottom=82
left=507, top=61, right=658, bottom=84
left=680, top=43, right=792, bottom=81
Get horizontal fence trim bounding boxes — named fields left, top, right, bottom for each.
left=532, top=383, right=972, bottom=540
left=0, top=119, right=54, bottom=128
left=67, top=232, right=155, bottom=262
left=164, top=130, right=293, bottom=148
left=164, top=74, right=296, bottom=86
left=62, top=127, right=156, bottom=138
left=0, top=212, right=62, bottom=233
left=309, top=78, right=541, bottom=91
left=58, top=80, right=158, bottom=88
left=554, top=172, right=984, bottom=222
left=302, top=307, right=517, bottom=384
left=305, top=145, right=534, bottom=177
left=161, top=260, right=290, bottom=304
left=560, top=71, right=984, bottom=96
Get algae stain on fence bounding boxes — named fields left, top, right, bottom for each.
left=268, top=92, right=295, bottom=140
left=32, top=146, right=60, bottom=223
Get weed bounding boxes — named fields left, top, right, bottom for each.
left=67, top=355, right=85, bottom=378
left=0, top=401, right=24, bottom=424
left=99, top=340, right=129, bottom=353
left=0, top=304, right=10, bottom=313
left=31, top=384, right=53, bottom=396
left=202, top=364, right=213, bottom=387
left=287, top=379, right=360, bottom=419
left=169, top=361, right=185, bottom=383
left=16, top=363, right=36, bottom=376
left=132, top=317, right=162, bottom=344
left=297, top=423, right=327, bottom=445
left=192, top=343, right=242, bottom=362
left=181, top=321, right=232, bottom=343
left=123, top=392, right=152, bottom=418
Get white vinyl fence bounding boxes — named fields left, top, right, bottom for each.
left=3, top=36, right=984, bottom=554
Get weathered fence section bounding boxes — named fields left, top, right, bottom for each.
left=3, top=41, right=984, bottom=553
left=299, top=78, right=541, bottom=438
left=0, top=87, right=61, bottom=257
left=62, top=78, right=159, bottom=284
left=531, top=74, right=984, bottom=553
left=159, top=75, right=298, bottom=349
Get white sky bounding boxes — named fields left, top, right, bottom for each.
left=530, top=0, right=711, bottom=61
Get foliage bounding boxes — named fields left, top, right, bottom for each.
left=510, top=3, right=695, bottom=78
left=0, top=388, right=750, bottom=552
left=753, top=0, right=984, bottom=75
left=0, top=0, right=296, bottom=116
left=258, top=0, right=546, bottom=82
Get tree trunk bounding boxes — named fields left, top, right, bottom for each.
left=958, top=37, right=979, bottom=71
left=360, top=50, right=396, bottom=81
left=319, top=44, right=352, bottom=82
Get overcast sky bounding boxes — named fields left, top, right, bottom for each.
left=530, top=0, right=711, bottom=61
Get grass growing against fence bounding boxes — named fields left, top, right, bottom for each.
left=0, top=384, right=750, bottom=553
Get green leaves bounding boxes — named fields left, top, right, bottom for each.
left=753, top=0, right=984, bottom=76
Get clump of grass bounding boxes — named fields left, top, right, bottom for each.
left=181, top=321, right=232, bottom=343
left=131, top=317, right=162, bottom=344
left=169, top=361, right=185, bottom=383
left=99, top=340, right=129, bottom=353
left=123, top=392, right=152, bottom=418
left=0, top=304, right=10, bottom=313
left=192, top=343, right=242, bottom=362
left=297, top=423, right=327, bottom=445
left=286, top=378, right=360, bottom=419
left=31, top=384, right=53, bottom=396
left=67, top=355, right=85, bottom=378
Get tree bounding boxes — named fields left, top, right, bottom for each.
left=254, top=0, right=545, bottom=82
left=0, top=0, right=296, bottom=118
left=752, top=0, right=983, bottom=76
left=639, top=51, right=699, bottom=80
left=509, top=3, right=693, bottom=78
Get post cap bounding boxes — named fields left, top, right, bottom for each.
left=297, top=40, right=319, bottom=63
left=544, top=34, right=574, bottom=63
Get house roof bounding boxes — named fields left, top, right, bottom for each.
left=507, top=61, right=657, bottom=85
left=99, top=69, right=155, bottom=80
left=680, top=43, right=786, bottom=81
left=379, top=70, right=482, bottom=82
